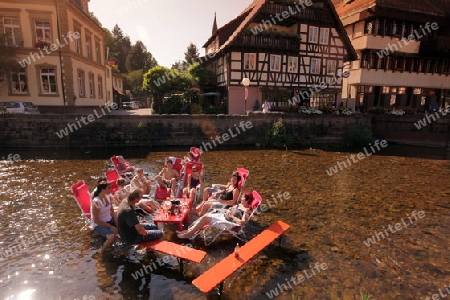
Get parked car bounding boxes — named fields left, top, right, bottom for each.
left=131, top=101, right=142, bottom=108
left=0, top=101, right=40, bottom=114
left=121, top=101, right=139, bottom=110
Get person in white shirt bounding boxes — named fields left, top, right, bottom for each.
left=262, top=100, right=271, bottom=113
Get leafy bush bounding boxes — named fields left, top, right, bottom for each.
left=190, top=103, right=203, bottom=114
left=159, top=95, right=184, bottom=114
left=264, top=119, right=290, bottom=148
left=343, top=127, right=374, bottom=148
left=0, top=106, right=8, bottom=115
left=388, top=108, right=405, bottom=115
left=318, top=105, right=336, bottom=114
left=403, top=107, right=414, bottom=115
left=367, top=106, right=385, bottom=114
left=203, top=104, right=226, bottom=114
left=334, top=108, right=353, bottom=115
left=300, top=107, right=323, bottom=114
left=281, top=105, right=299, bottom=113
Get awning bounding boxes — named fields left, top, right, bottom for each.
left=114, top=88, right=125, bottom=95
left=201, top=92, right=220, bottom=96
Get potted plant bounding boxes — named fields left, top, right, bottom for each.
left=35, top=40, right=50, bottom=48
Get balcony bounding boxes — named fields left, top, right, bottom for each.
left=348, top=68, right=450, bottom=89
left=259, top=3, right=334, bottom=25
left=233, top=34, right=300, bottom=52
left=420, top=36, right=450, bottom=56
left=352, top=35, right=420, bottom=54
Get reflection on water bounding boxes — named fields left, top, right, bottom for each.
left=0, top=147, right=449, bottom=299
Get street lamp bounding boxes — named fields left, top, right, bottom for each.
left=242, top=78, right=250, bottom=114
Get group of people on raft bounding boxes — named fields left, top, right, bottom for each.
left=91, top=153, right=255, bottom=254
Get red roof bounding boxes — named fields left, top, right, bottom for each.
left=203, top=0, right=356, bottom=61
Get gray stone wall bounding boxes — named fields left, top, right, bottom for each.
left=372, top=114, right=450, bottom=147
left=0, top=112, right=372, bottom=148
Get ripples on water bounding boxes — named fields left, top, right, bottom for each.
left=0, top=148, right=449, bottom=299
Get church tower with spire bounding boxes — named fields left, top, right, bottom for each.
left=212, top=12, right=218, bottom=35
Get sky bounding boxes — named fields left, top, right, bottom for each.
left=89, top=0, right=254, bottom=68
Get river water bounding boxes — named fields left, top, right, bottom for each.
left=0, top=146, right=449, bottom=300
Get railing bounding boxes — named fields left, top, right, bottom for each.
left=234, top=34, right=300, bottom=52
left=420, top=37, right=450, bottom=56
left=259, top=3, right=334, bottom=24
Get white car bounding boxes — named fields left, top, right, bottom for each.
left=122, top=101, right=139, bottom=110
left=0, top=101, right=40, bottom=114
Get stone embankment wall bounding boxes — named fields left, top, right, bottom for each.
left=372, top=114, right=450, bottom=147
left=0, top=113, right=372, bottom=148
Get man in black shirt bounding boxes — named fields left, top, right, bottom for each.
left=117, top=188, right=163, bottom=245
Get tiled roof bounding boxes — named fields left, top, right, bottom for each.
left=332, top=0, right=447, bottom=18
left=203, top=0, right=357, bottom=61
left=203, top=0, right=264, bottom=49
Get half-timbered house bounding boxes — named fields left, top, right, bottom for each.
left=332, top=0, right=450, bottom=111
left=201, top=0, right=357, bottom=114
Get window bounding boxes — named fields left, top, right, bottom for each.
left=85, top=33, right=91, bottom=59
left=287, top=57, right=298, bottom=73
left=35, top=21, right=51, bottom=44
left=243, top=53, right=256, bottom=70
left=11, top=67, right=28, bottom=94
left=40, top=68, right=57, bottom=94
left=97, top=76, right=103, bottom=98
left=326, top=60, right=337, bottom=75
left=319, top=28, right=329, bottom=45
left=74, top=23, right=82, bottom=54
left=308, top=26, right=319, bottom=43
left=88, top=73, right=95, bottom=98
left=310, top=58, right=321, bottom=74
left=78, top=69, right=85, bottom=97
left=3, top=17, right=22, bottom=46
left=95, top=40, right=101, bottom=64
left=270, top=55, right=281, bottom=72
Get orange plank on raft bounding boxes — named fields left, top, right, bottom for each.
left=192, top=220, right=290, bottom=293
left=139, top=240, right=206, bottom=263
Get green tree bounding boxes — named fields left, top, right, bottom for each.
left=126, top=41, right=157, bottom=71
left=112, top=24, right=131, bottom=72
left=143, top=66, right=174, bottom=113
left=103, top=28, right=118, bottom=60
left=171, top=60, right=186, bottom=72
left=124, top=69, right=145, bottom=95
left=188, top=63, right=215, bottom=87
left=172, top=71, right=194, bottom=93
left=184, top=42, right=200, bottom=66
left=143, top=66, right=196, bottom=113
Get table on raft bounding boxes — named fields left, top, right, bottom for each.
left=153, top=198, right=193, bottom=231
